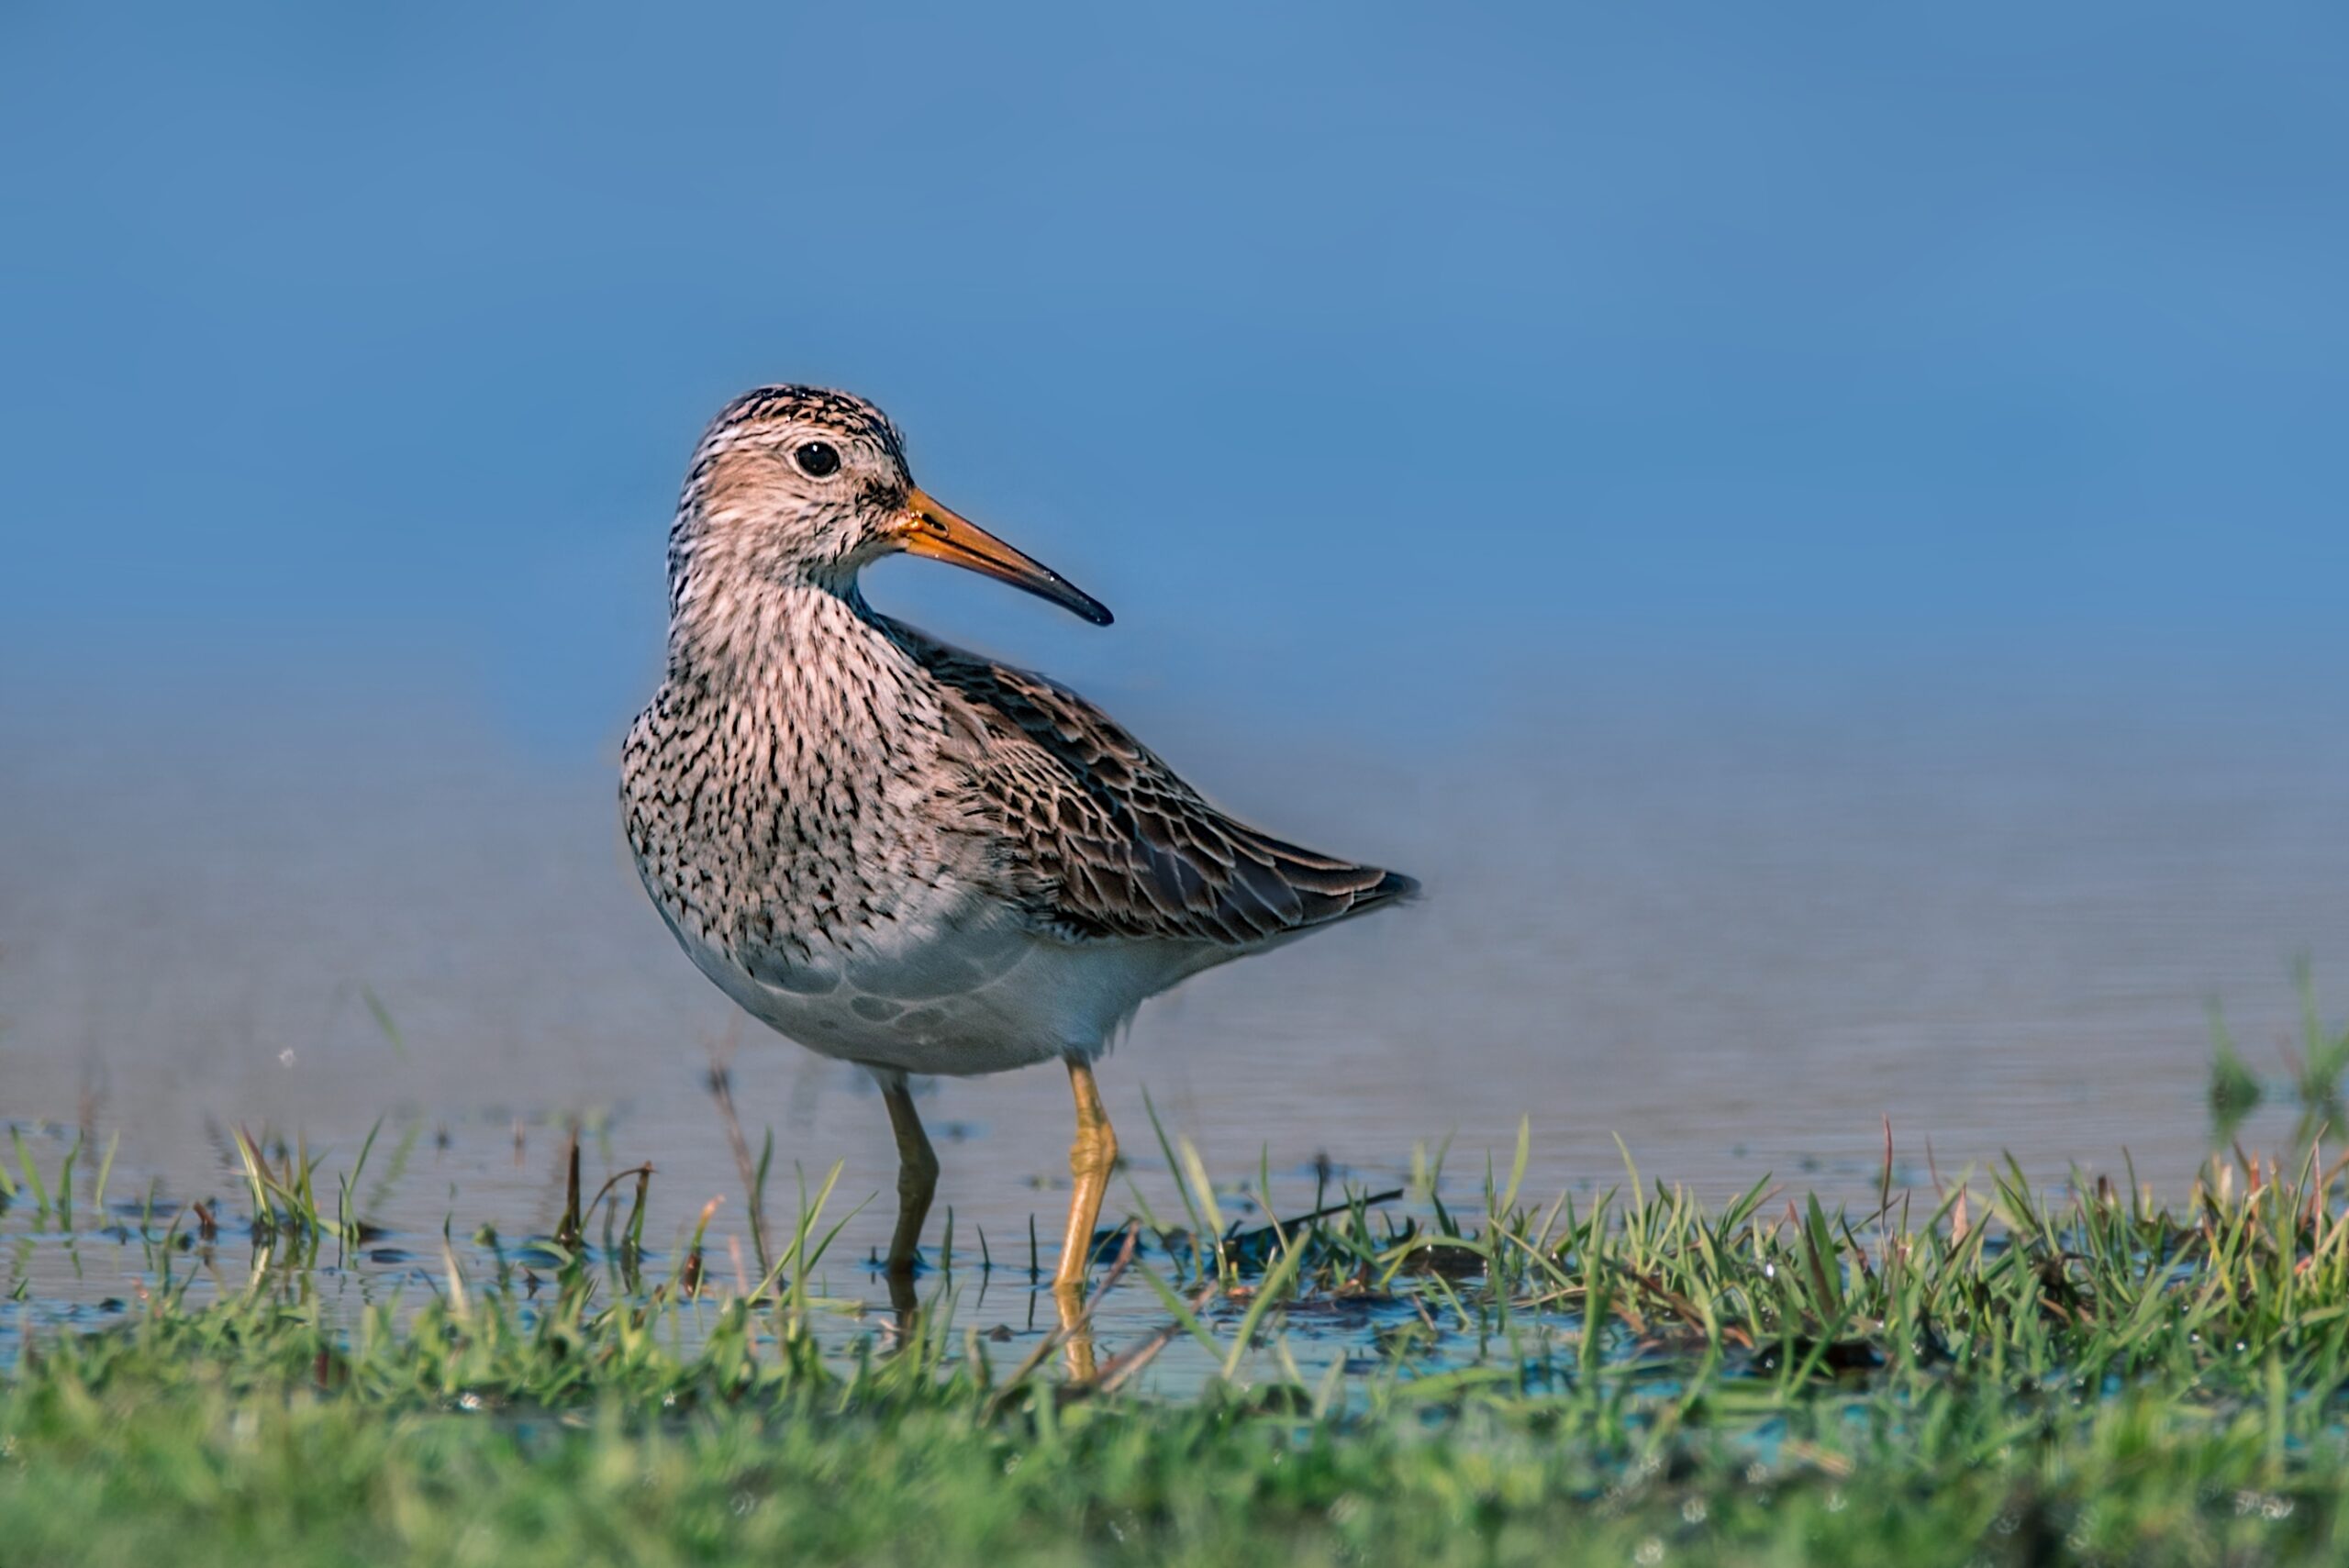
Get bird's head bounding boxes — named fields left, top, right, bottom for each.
left=668, top=384, right=1112, bottom=631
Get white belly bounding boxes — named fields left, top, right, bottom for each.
left=663, top=890, right=1227, bottom=1077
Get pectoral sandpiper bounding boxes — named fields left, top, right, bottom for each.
left=621, top=385, right=1415, bottom=1316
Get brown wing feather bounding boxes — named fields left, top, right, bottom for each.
left=877, top=617, right=1416, bottom=946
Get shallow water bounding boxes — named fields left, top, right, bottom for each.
left=5, top=662, right=2348, bottom=1382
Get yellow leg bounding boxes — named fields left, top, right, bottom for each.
left=1052, top=1060, right=1118, bottom=1379
left=1054, top=1287, right=1100, bottom=1384
left=880, top=1077, right=940, bottom=1278
left=1053, top=1060, right=1118, bottom=1294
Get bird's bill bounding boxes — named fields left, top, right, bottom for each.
left=899, top=488, right=1113, bottom=627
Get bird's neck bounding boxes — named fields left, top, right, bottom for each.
left=662, top=572, right=941, bottom=776
left=666, top=569, right=872, bottom=678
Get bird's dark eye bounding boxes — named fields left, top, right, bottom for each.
left=794, top=441, right=841, bottom=478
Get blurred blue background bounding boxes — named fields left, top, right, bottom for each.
left=4, top=3, right=2343, bottom=755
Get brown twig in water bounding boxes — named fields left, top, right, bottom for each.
left=1224, top=1187, right=1406, bottom=1251
left=555, top=1125, right=584, bottom=1251
left=705, top=1046, right=771, bottom=1275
